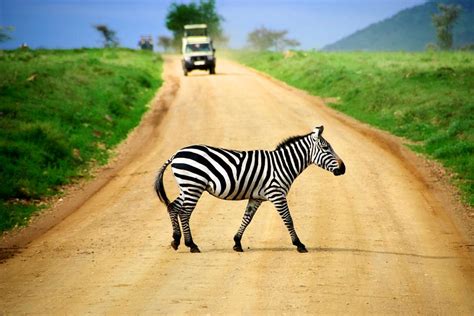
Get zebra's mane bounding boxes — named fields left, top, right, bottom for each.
left=275, top=133, right=312, bottom=150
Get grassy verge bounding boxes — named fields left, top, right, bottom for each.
left=231, top=51, right=473, bottom=206
left=0, top=48, right=163, bottom=232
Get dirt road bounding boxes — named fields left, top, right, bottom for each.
left=1, top=57, right=473, bottom=314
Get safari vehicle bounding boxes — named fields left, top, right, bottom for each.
left=181, top=24, right=216, bottom=76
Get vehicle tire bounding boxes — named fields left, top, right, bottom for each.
left=183, top=68, right=188, bottom=76
left=210, top=67, right=216, bottom=75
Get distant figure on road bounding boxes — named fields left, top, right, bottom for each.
left=138, top=36, right=153, bottom=51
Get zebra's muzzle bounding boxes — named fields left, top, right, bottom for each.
left=333, top=160, right=345, bottom=176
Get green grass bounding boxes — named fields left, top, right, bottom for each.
left=0, top=48, right=163, bottom=232
left=231, top=50, right=474, bottom=206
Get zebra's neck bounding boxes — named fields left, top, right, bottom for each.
left=271, top=135, right=313, bottom=188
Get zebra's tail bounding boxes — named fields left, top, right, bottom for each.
left=155, top=154, right=175, bottom=208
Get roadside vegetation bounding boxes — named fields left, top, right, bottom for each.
left=0, top=48, right=163, bottom=232
left=231, top=51, right=473, bottom=206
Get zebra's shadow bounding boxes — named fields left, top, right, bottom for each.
left=190, top=246, right=457, bottom=259
left=175, top=246, right=296, bottom=254
left=314, top=247, right=457, bottom=259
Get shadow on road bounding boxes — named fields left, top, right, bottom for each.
left=314, top=247, right=457, bottom=259
left=194, top=246, right=458, bottom=259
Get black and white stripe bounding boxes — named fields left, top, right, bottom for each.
left=155, top=125, right=345, bottom=253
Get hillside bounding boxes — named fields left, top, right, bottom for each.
left=323, top=0, right=474, bottom=51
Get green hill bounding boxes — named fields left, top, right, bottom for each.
left=323, top=0, right=474, bottom=51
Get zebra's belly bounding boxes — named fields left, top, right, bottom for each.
left=206, top=183, right=266, bottom=201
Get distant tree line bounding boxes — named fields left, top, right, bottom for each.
left=163, top=1, right=300, bottom=52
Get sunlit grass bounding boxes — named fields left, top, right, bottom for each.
left=0, top=48, right=163, bottom=232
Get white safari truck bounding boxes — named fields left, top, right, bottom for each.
left=181, top=24, right=216, bottom=76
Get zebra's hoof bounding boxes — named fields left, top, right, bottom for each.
left=297, top=246, right=308, bottom=253
left=190, top=246, right=201, bottom=253
left=233, top=245, right=244, bottom=252
left=171, top=240, right=179, bottom=250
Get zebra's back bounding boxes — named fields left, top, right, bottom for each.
left=171, top=145, right=273, bottom=200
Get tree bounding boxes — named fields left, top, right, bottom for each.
left=198, top=0, right=224, bottom=40
left=0, top=26, right=14, bottom=43
left=432, top=4, right=462, bottom=50
left=275, top=37, right=300, bottom=52
left=94, top=24, right=119, bottom=48
left=157, top=35, right=173, bottom=52
left=247, top=26, right=300, bottom=51
left=166, top=0, right=225, bottom=49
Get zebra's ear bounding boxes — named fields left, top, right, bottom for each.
left=312, top=125, right=324, bottom=139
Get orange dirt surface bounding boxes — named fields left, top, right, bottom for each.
left=1, top=56, right=473, bottom=314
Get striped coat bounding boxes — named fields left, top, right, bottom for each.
left=155, top=126, right=345, bottom=253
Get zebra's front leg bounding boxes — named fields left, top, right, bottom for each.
left=233, top=199, right=263, bottom=252
left=270, top=195, right=308, bottom=253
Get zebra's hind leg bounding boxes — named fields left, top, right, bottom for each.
left=179, top=190, right=203, bottom=253
left=168, top=197, right=183, bottom=250
left=270, top=195, right=308, bottom=253
left=180, top=207, right=200, bottom=253
left=233, top=199, right=262, bottom=252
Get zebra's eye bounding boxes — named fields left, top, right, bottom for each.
left=321, top=144, right=329, bottom=150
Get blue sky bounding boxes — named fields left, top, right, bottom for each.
left=0, top=0, right=427, bottom=50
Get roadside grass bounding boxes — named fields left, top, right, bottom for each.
left=231, top=51, right=473, bottom=206
left=0, top=48, right=163, bottom=232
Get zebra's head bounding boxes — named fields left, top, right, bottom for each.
left=311, top=126, right=345, bottom=176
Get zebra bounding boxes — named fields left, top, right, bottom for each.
left=154, top=125, right=345, bottom=253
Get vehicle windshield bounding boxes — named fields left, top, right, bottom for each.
left=185, top=43, right=211, bottom=53
left=185, top=29, right=207, bottom=37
